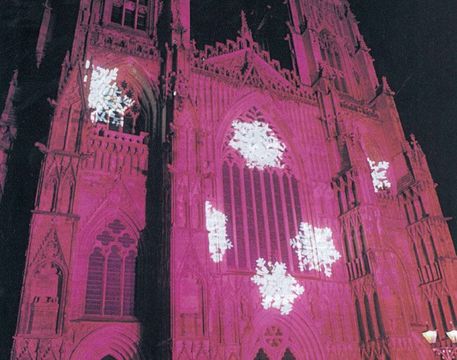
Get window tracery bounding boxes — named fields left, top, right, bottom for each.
left=84, top=219, right=137, bottom=317
left=27, top=262, right=63, bottom=335
left=222, top=123, right=302, bottom=271
left=319, top=31, right=348, bottom=93
left=84, top=61, right=148, bottom=135
left=111, top=0, right=150, bottom=31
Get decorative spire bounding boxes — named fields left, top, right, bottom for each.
left=36, top=0, right=53, bottom=68
left=0, top=70, right=18, bottom=200
left=376, top=76, right=395, bottom=97
left=1, top=70, right=18, bottom=124
left=239, top=10, right=253, bottom=42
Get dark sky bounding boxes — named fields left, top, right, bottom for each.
left=0, top=0, right=456, bottom=355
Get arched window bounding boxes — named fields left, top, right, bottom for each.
left=319, top=31, right=348, bottom=93
left=84, top=219, right=138, bottom=317
left=222, top=114, right=302, bottom=271
left=254, top=349, right=270, bottom=360
left=51, top=179, right=58, bottom=212
left=428, top=301, right=437, bottom=329
left=27, top=263, right=63, bottom=335
left=355, top=298, right=366, bottom=343
left=364, top=295, right=375, bottom=340
left=448, top=296, right=457, bottom=325
left=282, top=349, right=296, bottom=360
left=373, top=292, right=385, bottom=338
left=110, top=0, right=151, bottom=31
left=438, top=298, right=448, bottom=332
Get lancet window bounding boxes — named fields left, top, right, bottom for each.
left=354, top=292, right=387, bottom=345
left=282, top=349, right=296, bottom=360
left=221, top=116, right=302, bottom=272
left=84, top=219, right=137, bottom=317
left=254, top=349, right=270, bottom=360
left=319, top=31, right=348, bottom=93
left=110, top=0, right=151, bottom=31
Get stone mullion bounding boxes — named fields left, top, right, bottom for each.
left=278, top=174, right=295, bottom=269
left=268, top=172, right=282, bottom=267
left=120, top=251, right=126, bottom=316
left=248, top=169, right=261, bottom=267
left=101, top=246, right=109, bottom=316
left=134, top=0, right=139, bottom=30
left=367, top=293, right=381, bottom=340
left=228, top=163, right=240, bottom=269
left=282, top=174, right=299, bottom=272
left=259, top=171, right=273, bottom=262
left=238, top=164, right=250, bottom=269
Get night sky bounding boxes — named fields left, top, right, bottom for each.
left=0, top=0, right=456, bottom=355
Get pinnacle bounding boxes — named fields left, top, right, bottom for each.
left=239, top=10, right=253, bottom=41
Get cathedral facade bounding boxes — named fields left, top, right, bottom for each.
left=8, top=0, right=457, bottom=359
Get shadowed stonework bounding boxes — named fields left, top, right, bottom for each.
left=2, top=0, right=457, bottom=359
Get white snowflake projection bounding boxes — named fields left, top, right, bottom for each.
left=367, top=158, right=391, bottom=192
left=205, top=201, right=233, bottom=263
left=229, top=120, right=286, bottom=170
left=87, top=65, right=135, bottom=127
left=290, top=222, right=341, bottom=277
left=251, top=258, right=304, bottom=315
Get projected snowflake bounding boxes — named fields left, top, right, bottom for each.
left=290, top=222, right=341, bottom=277
left=251, top=258, right=304, bottom=315
left=205, top=201, right=233, bottom=263
left=367, top=158, right=391, bottom=192
left=87, top=66, right=135, bottom=127
left=229, top=120, right=285, bottom=170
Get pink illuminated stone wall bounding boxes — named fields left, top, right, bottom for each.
left=9, top=0, right=457, bottom=359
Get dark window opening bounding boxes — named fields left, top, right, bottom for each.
left=137, top=12, right=147, bottom=31
left=428, top=301, right=437, bottom=329
left=356, top=299, right=366, bottom=343
left=124, top=9, right=135, bottom=28
left=111, top=5, right=122, bottom=24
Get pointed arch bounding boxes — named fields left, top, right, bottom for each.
left=39, top=166, right=61, bottom=212
left=215, top=97, right=310, bottom=272
left=282, top=348, right=296, bottom=360
left=214, top=92, right=306, bottom=177
left=87, top=56, right=159, bottom=135
left=254, top=349, right=270, bottom=360
left=318, top=29, right=348, bottom=93
left=245, top=313, right=325, bottom=360
left=77, top=206, right=142, bottom=318
left=69, top=325, right=144, bottom=360
left=59, top=165, right=76, bottom=213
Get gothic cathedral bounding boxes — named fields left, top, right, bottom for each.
left=7, top=0, right=457, bottom=359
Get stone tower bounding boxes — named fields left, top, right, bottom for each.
left=10, top=0, right=457, bottom=359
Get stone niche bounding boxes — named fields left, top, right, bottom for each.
left=27, top=262, right=62, bottom=336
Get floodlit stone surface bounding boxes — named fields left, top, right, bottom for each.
left=8, top=0, right=456, bottom=359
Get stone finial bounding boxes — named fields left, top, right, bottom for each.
left=239, top=10, right=253, bottom=41
left=1, top=70, right=18, bottom=123
left=381, top=76, right=395, bottom=96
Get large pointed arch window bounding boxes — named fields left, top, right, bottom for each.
left=85, top=219, right=137, bottom=317
left=221, top=109, right=302, bottom=272
left=319, top=30, right=348, bottom=93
